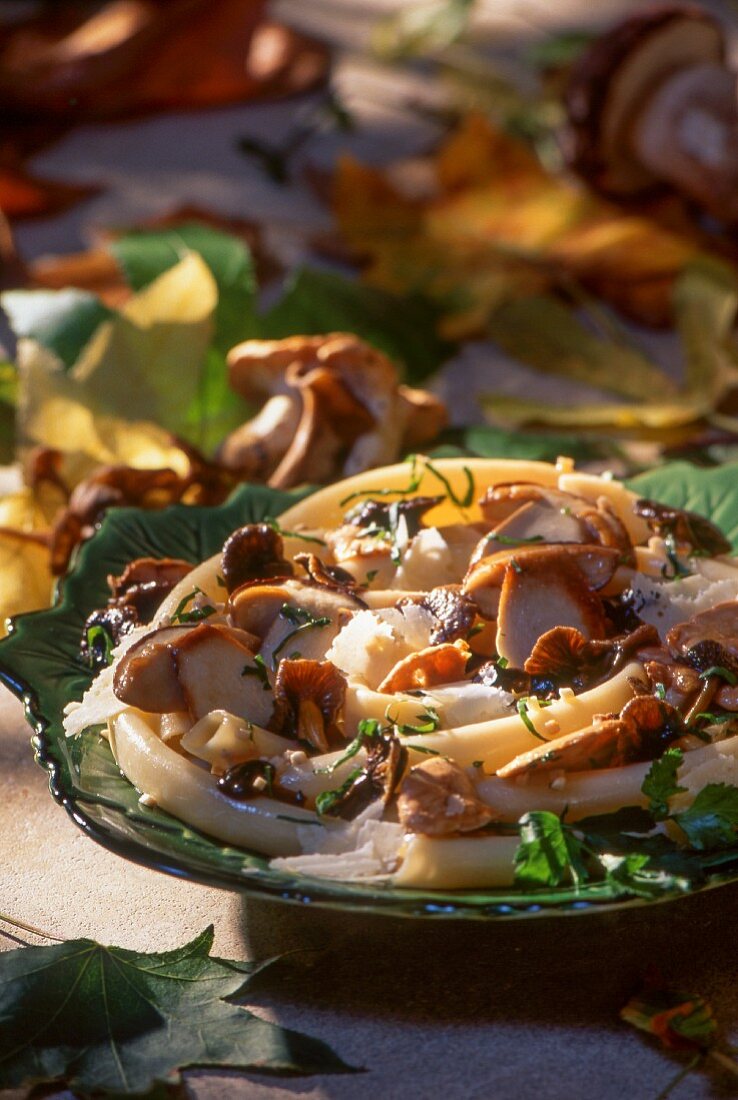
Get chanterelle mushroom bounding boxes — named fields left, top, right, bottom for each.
left=271, top=658, right=347, bottom=752
left=565, top=6, right=738, bottom=223
left=222, top=333, right=447, bottom=488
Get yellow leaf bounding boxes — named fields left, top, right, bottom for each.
left=17, top=253, right=217, bottom=463
left=0, top=488, right=52, bottom=632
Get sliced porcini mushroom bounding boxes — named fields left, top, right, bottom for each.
left=565, top=7, right=726, bottom=197
left=221, top=523, right=293, bottom=594
left=323, top=523, right=395, bottom=587
left=497, top=694, right=684, bottom=778
left=173, top=623, right=273, bottom=725
left=217, top=394, right=302, bottom=480
left=634, top=498, right=732, bottom=557
left=113, top=625, right=197, bottom=713
left=227, top=582, right=291, bottom=638
left=464, top=543, right=619, bottom=623
left=666, top=601, right=738, bottom=675
left=494, top=551, right=609, bottom=670
left=271, top=658, right=347, bottom=753
left=409, top=585, right=477, bottom=645
left=475, top=484, right=633, bottom=562
left=228, top=576, right=363, bottom=664
left=396, top=757, right=495, bottom=836
left=109, top=557, right=193, bottom=599
left=377, top=639, right=471, bottom=693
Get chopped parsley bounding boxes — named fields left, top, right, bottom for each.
left=85, top=624, right=114, bottom=668
left=170, top=588, right=217, bottom=624
left=315, top=769, right=363, bottom=816
left=516, top=699, right=549, bottom=742
left=241, top=653, right=271, bottom=690
left=265, top=518, right=326, bottom=546
left=271, top=604, right=331, bottom=665
left=699, top=666, right=737, bottom=685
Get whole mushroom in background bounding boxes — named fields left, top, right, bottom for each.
left=565, top=5, right=738, bottom=224
left=219, top=333, right=447, bottom=487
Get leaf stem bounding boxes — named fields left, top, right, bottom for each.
left=655, top=1053, right=703, bottom=1100
left=0, top=912, right=66, bottom=943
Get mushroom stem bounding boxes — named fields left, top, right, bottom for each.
left=683, top=675, right=719, bottom=728
left=631, top=63, right=738, bottom=222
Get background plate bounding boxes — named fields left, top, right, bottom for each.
left=2, top=467, right=738, bottom=920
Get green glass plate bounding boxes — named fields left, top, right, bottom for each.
left=3, top=467, right=738, bottom=921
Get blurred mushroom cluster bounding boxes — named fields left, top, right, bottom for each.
left=29, top=332, right=447, bottom=574
left=565, top=5, right=738, bottom=224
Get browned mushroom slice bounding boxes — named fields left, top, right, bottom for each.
left=565, top=6, right=725, bottom=197
left=227, top=582, right=289, bottom=638
left=464, top=543, right=618, bottom=630
left=476, top=484, right=633, bottom=561
left=221, top=523, right=293, bottom=594
left=412, top=586, right=477, bottom=645
left=498, top=695, right=684, bottom=778
left=109, top=557, right=194, bottom=599
left=397, top=757, right=495, bottom=836
left=495, top=551, right=609, bottom=670
left=173, top=623, right=273, bottom=725
left=293, top=552, right=362, bottom=596
left=378, top=639, right=471, bottom=693
left=634, top=499, right=732, bottom=557
left=113, top=625, right=196, bottom=713
left=666, top=601, right=738, bottom=674
left=319, top=731, right=409, bottom=819
left=644, top=658, right=702, bottom=710
left=271, top=659, right=347, bottom=753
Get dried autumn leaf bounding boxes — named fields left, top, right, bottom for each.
left=0, top=164, right=99, bottom=222
left=332, top=113, right=709, bottom=334
left=0, top=487, right=52, bottom=630
left=0, top=0, right=328, bottom=122
left=16, top=253, right=218, bottom=456
left=621, top=987, right=717, bottom=1052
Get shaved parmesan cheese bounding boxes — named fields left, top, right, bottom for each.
left=326, top=604, right=434, bottom=687
left=629, top=571, right=738, bottom=638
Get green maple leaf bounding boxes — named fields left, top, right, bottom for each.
left=0, top=925, right=357, bottom=1097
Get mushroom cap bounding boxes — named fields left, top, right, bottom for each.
left=564, top=5, right=725, bottom=196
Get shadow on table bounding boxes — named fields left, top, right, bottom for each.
left=239, top=881, right=738, bottom=1029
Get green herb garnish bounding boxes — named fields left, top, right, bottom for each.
left=241, top=653, right=271, bottom=690
left=699, top=666, right=737, bottom=685
left=516, top=699, right=548, bottom=742
left=271, top=604, right=331, bottom=665
left=85, top=624, right=114, bottom=667
left=315, top=769, right=363, bottom=816
left=170, top=587, right=217, bottom=624
left=641, top=748, right=686, bottom=821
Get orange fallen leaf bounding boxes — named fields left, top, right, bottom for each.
left=332, top=112, right=718, bottom=332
